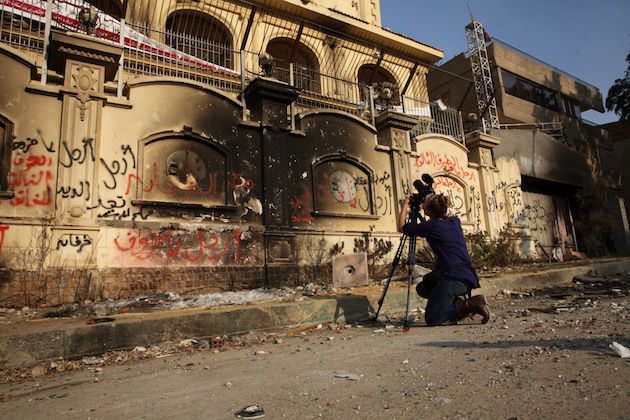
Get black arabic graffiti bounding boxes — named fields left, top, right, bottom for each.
left=87, top=195, right=128, bottom=218
left=56, top=181, right=91, bottom=200
left=56, top=234, right=93, bottom=253
left=59, top=138, right=95, bottom=168
left=100, top=144, right=137, bottom=190
left=12, top=136, right=55, bottom=154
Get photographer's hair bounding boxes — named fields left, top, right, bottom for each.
left=426, top=193, right=450, bottom=218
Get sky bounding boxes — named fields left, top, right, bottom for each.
left=380, top=0, right=630, bottom=125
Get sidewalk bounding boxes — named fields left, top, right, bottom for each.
left=1, top=257, right=629, bottom=368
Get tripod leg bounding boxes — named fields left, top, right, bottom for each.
left=403, top=235, right=417, bottom=331
left=373, top=234, right=407, bottom=321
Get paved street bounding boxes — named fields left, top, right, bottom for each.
left=1, top=276, right=629, bottom=419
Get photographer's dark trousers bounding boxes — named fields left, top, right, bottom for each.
left=416, top=271, right=469, bottom=326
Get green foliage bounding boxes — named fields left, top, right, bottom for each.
left=303, top=236, right=344, bottom=284
left=606, top=51, right=630, bottom=121
left=466, top=228, right=520, bottom=268
left=353, top=234, right=393, bottom=276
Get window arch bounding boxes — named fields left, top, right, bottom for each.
left=137, top=131, right=231, bottom=207
left=357, top=64, right=400, bottom=105
left=312, top=153, right=375, bottom=217
left=266, top=37, right=320, bottom=93
left=165, top=10, right=234, bottom=69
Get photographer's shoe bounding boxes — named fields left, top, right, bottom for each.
left=454, top=295, right=490, bottom=324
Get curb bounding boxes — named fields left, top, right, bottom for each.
left=1, top=258, right=629, bottom=368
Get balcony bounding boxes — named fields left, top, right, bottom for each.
left=0, top=0, right=464, bottom=143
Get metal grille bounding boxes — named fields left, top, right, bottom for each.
left=404, top=96, right=465, bottom=144
left=0, top=0, right=47, bottom=53
left=123, top=21, right=241, bottom=92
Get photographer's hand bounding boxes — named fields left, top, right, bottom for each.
left=397, top=197, right=410, bottom=233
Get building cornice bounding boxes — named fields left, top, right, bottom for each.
left=247, top=0, right=444, bottom=64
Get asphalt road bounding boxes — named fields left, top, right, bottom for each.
left=1, top=277, right=629, bottom=419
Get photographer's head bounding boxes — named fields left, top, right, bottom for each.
left=424, top=193, right=449, bottom=219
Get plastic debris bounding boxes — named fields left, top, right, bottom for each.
left=81, top=357, right=104, bottom=366
left=235, top=405, right=265, bottom=419
left=334, top=372, right=362, bottom=381
left=609, top=342, right=630, bottom=358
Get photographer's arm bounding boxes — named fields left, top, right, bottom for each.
left=397, top=198, right=409, bottom=233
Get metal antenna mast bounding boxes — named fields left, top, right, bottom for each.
left=465, top=17, right=499, bottom=132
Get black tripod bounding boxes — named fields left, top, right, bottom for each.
left=373, top=209, right=422, bottom=331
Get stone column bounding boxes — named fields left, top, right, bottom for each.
left=48, top=31, right=122, bottom=224
left=465, top=131, right=503, bottom=236
left=374, top=110, right=419, bottom=218
left=243, top=77, right=300, bottom=286
left=45, top=31, right=121, bottom=271
left=243, top=77, right=300, bottom=226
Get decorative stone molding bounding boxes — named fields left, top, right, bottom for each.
left=71, top=64, right=98, bottom=121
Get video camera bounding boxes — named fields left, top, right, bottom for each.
left=408, top=174, right=435, bottom=219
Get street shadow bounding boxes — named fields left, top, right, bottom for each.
left=421, top=337, right=616, bottom=354
left=332, top=294, right=375, bottom=323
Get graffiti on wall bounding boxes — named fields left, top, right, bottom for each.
left=7, top=136, right=55, bottom=208
left=113, top=227, right=242, bottom=264
left=314, top=161, right=371, bottom=215
left=415, top=151, right=475, bottom=181
left=433, top=176, right=467, bottom=219
left=55, top=233, right=93, bottom=253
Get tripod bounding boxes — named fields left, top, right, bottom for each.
left=373, top=210, right=421, bottom=331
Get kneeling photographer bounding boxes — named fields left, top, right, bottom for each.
left=397, top=182, right=490, bottom=326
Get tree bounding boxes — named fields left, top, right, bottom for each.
left=606, top=51, right=630, bottom=121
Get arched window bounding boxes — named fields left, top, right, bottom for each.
left=266, top=38, right=320, bottom=93
left=166, top=10, right=233, bottom=69
left=357, top=64, right=400, bottom=105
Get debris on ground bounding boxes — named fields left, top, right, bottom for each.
left=609, top=342, right=630, bottom=358
left=81, top=357, right=104, bottom=366
left=334, top=372, right=362, bottom=381
left=234, top=404, right=266, bottom=419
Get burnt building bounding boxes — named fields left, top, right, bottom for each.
left=0, top=0, right=624, bottom=306
left=428, top=30, right=629, bottom=258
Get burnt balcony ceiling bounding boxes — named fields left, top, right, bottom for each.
left=85, top=0, right=125, bottom=19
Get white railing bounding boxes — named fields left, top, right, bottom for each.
left=402, top=96, right=465, bottom=144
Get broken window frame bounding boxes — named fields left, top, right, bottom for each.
left=0, top=114, right=14, bottom=197
left=310, top=152, right=378, bottom=219
left=132, top=129, right=236, bottom=212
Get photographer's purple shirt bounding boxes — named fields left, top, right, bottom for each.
left=403, top=216, right=479, bottom=290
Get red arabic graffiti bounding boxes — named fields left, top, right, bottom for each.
left=289, top=192, right=313, bottom=223
left=7, top=149, right=53, bottom=207
left=113, top=228, right=242, bottom=263
left=432, top=176, right=464, bottom=193
left=124, top=164, right=254, bottom=199
left=415, top=152, right=475, bottom=181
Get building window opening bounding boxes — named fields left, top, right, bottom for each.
left=265, top=38, right=321, bottom=93
left=562, top=95, right=582, bottom=120
left=357, top=64, right=400, bottom=107
left=501, top=69, right=560, bottom=112
left=165, top=10, right=234, bottom=69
